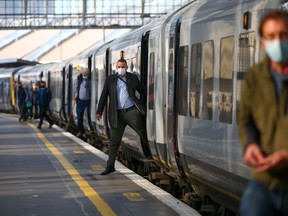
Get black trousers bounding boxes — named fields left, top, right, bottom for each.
left=38, top=105, right=53, bottom=127
left=106, top=107, right=151, bottom=168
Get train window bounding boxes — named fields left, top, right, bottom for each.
left=236, top=32, right=256, bottom=121
left=178, top=45, right=189, bottom=116
left=189, top=43, right=202, bottom=118
left=219, top=36, right=234, bottom=124
left=148, top=52, right=155, bottom=110
left=202, top=40, right=214, bottom=120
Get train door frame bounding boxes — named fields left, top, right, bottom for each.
left=87, top=54, right=94, bottom=130
left=140, top=31, right=150, bottom=105
left=47, top=71, right=51, bottom=88
left=167, top=18, right=186, bottom=176
left=67, top=64, right=73, bottom=124
left=61, top=66, right=67, bottom=122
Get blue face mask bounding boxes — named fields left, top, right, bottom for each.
left=265, top=39, right=288, bottom=63
left=82, top=75, right=87, bottom=79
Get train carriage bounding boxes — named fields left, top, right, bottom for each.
left=0, top=67, right=22, bottom=112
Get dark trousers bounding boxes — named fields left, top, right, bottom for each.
left=107, top=107, right=152, bottom=168
left=76, top=99, right=90, bottom=134
left=33, top=104, right=39, bottom=118
left=38, top=105, right=53, bottom=127
left=19, top=101, right=27, bottom=120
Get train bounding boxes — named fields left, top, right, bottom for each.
left=1, top=0, right=287, bottom=215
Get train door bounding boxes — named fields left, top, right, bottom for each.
left=60, top=66, right=67, bottom=122
left=66, top=64, right=73, bottom=124
left=166, top=18, right=185, bottom=175
left=140, top=31, right=151, bottom=157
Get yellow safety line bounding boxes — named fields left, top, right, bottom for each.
left=26, top=122, right=116, bottom=216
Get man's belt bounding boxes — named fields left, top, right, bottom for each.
left=118, top=105, right=135, bottom=113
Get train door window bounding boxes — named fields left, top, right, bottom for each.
left=189, top=43, right=202, bottom=118
left=148, top=52, right=155, bottom=110
left=219, top=36, right=234, bottom=124
left=237, top=32, right=256, bottom=119
left=202, top=40, right=214, bottom=120
left=178, top=45, right=189, bottom=116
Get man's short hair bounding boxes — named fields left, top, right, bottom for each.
left=259, top=9, right=288, bottom=37
left=117, top=59, right=127, bottom=65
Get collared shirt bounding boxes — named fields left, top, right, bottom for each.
left=74, top=78, right=90, bottom=100
left=116, top=76, right=134, bottom=109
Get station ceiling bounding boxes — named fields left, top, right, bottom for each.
left=0, top=0, right=192, bottom=29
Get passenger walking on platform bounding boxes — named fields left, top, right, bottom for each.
left=74, top=67, right=91, bottom=138
left=96, top=58, right=152, bottom=175
left=32, top=84, right=39, bottom=119
left=37, top=81, right=53, bottom=129
left=238, top=10, right=288, bottom=216
left=17, top=82, right=28, bottom=122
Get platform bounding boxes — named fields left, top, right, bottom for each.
left=0, top=113, right=200, bottom=216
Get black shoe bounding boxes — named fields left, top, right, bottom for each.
left=19, top=118, right=21, bottom=122
left=48, top=122, right=53, bottom=129
left=37, top=125, right=41, bottom=129
left=101, top=167, right=115, bottom=175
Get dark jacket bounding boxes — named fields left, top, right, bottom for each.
left=238, top=57, right=288, bottom=189
left=39, top=87, right=52, bottom=108
left=96, top=72, right=146, bottom=128
left=17, top=87, right=27, bottom=104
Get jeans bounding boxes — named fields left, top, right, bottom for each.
left=240, top=180, right=288, bottom=216
left=76, top=99, right=90, bottom=133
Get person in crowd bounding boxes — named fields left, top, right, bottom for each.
left=32, top=84, right=39, bottom=119
left=238, top=9, right=288, bottom=216
left=37, top=81, right=53, bottom=129
left=17, top=82, right=28, bottom=122
left=74, top=67, right=91, bottom=138
left=96, top=58, right=152, bottom=175
left=26, top=85, right=33, bottom=119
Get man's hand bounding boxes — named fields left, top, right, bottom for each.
left=74, top=96, right=78, bottom=101
left=96, top=114, right=101, bottom=121
left=243, top=143, right=265, bottom=167
left=254, top=150, right=288, bottom=172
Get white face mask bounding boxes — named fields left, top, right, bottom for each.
left=264, top=39, right=288, bottom=63
left=117, top=68, right=126, bottom=75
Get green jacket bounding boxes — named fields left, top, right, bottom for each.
left=238, top=58, right=288, bottom=189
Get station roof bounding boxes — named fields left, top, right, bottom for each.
left=0, top=58, right=38, bottom=68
